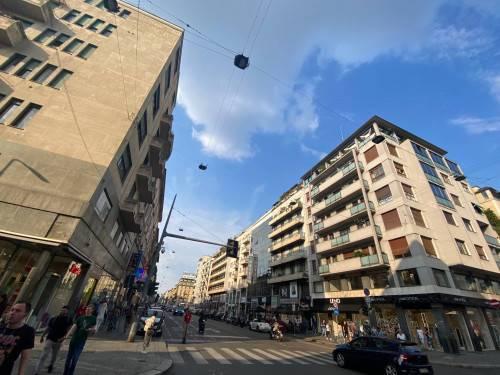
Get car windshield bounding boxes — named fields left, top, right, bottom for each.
left=147, top=309, right=163, bottom=318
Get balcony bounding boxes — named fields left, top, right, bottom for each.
left=136, top=166, right=154, bottom=203
left=269, top=232, right=305, bottom=253
left=312, top=179, right=368, bottom=217
left=119, top=199, right=141, bottom=233
left=2, top=0, right=53, bottom=23
left=240, top=256, right=249, bottom=265
left=314, top=201, right=375, bottom=235
left=269, top=203, right=302, bottom=226
left=149, top=138, right=165, bottom=178
left=319, top=253, right=389, bottom=275
left=0, top=15, right=26, bottom=47
left=310, top=150, right=355, bottom=186
left=316, top=225, right=381, bottom=254
left=270, top=248, right=306, bottom=267
left=484, top=234, right=500, bottom=249
left=268, top=271, right=308, bottom=284
left=268, top=216, right=304, bottom=239
left=311, top=162, right=364, bottom=200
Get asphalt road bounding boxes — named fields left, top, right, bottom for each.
left=163, top=313, right=497, bottom=375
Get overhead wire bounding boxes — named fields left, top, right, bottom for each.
left=173, top=207, right=226, bottom=243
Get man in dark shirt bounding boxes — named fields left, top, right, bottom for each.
left=34, top=306, right=72, bottom=374
left=0, top=301, right=35, bottom=375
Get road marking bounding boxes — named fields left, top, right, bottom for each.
left=204, top=347, right=231, bottom=364
left=205, top=328, right=221, bottom=333
left=252, top=348, right=292, bottom=364
left=306, top=351, right=332, bottom=363
left=220, top=348, right=252, bottom=364
left=317, top=351, right=333, bottom=360
left=267, top=349, right=309, bottom=364
left=288, top=350, right=327, bottom=365
left=236, top=348, right=272, bottom=364
left=167, top=346, right=185, bottom=364
left=186, top=347, right=209, bottom=364
left=202, top=335, right=251, bottom=339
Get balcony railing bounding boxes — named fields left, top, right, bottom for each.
left=269, top=203, right=302, bottom=226
left=270, top=248, right=306, bottom=266
left=424, top=173, right=443, bottom=186
left=484, top=234, right=500, bottom=248
left=319, top=252, right=389, bottom=275
left=269, top=232, right=305, bottom=252
left=269, top=215, right=303, bottom=239
left=350, top=201, right=374, bottom=215
left=435, top=196, right=454, bottom=209
left=316, top=225, right=381, bottom=254
left=314, top=201, right=375, bottom=234
left=311, top=162, right=363, bottom=198
left=268, top=271, right=308, bottom=284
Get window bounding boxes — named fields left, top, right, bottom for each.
left=96, top=0, right=106, bottom=8
left=117, top=144, right=132, bottom=181
left=450, top=194, right=462, bottom=207
left=446, top=159, right=461, bottom=175
left=94, top=189, right=112, bottom=221
left=372, top=272, right=390, bottom=288
left=115, top=232, right=123, bottom=247
left=0, top=98, right=23, bottom=123
left=174, top=46, right=181, bottom=73
left=48, top=33, right=70, bottom=48
left=31, top=64, right=57, bottom=84
left=430, top=183, right=453, bottom=208
left=13, top=17, right=33, bottom=29
left=0, top=53, right=26, bottom=73
left=471, top=202, right=483, bottom=215
left=421, top=236, right=437, bottom=257
left=440, top=173, right=451, bottom=184
left=478, top=279, right=493, bottom=293
left=420, top=161, right=442, bottom=185
left=375, top=185, right=392, bottom=205
left=452, top=273, right=477, bottom=291
left=397, top=269, right=420, bottom=286
left=381, top=209, right=401, bottom=230
left=153, top=86, right=161, bottom=116
left=313, top=281, right=324, bottom=293
left=433, top=269, right=450, bottom=287
left=48, top=69, right=73, bottom=89
left=364, top=145, right=378, bottom=164
left=480, top=190, right=489, bottom=199
left=75, top=14, right=93, bottom=27
left=389, top=236, right=410, bottom=258
left=394, top=161, right=406, bottom=177
left=164, top=64, right=171, bottom=94
left=85, top=0, right=96, bottom=3
left=461, top=182, right=470, bottom=192
left=462, top=218, right=474, bottom=232
left=14, top=58, right=41, bottom=79
left=62, top=9, right=81, bottom=22
left=62, top=39, right=84, bottom=54
left=110, top=221, right=119, bottom=239
left=100, top=24, right=117, bottom=37
left=77, top=44, right=98, bottom=60
left=411, top=208, right=426, bottom=227
left=474, top=245, right=487, bottom=260
left=137, top=110, right=147, bottom=146
left=11, top=103, right=41, bottom=129
left=401, top=183, right=416, bottom=201
left=430, top=151, right=448, bottom=170
left=412, top=142, right=430, bottom=161
left=88, top=19, right=105, bottom=31
left=370, top=164, right=385, bottom=182
left=387, top=143, right=398, bottom=157
left=119, top=9, right=131, bottom=18
left=455, top=239, right=470, bottom=256
left=34, top=28, right=57, bottom=43
left=443, top=211, right=456, bottom=225
left=0, top=94, right=5, bottom=102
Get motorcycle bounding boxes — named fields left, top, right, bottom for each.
left=269, top=327, right=283, bottom=341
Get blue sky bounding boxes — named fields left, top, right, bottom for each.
left=133, top=0, right=500, bottom=291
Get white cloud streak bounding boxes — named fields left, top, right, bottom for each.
left=450, top=116, right=500, bottom=134
left=300, top=144, right=327, bottom=160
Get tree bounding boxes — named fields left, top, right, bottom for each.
left=484, top=209, right=500, bottom=236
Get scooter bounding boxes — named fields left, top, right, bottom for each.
left=269, top=327, right=283, bottom=341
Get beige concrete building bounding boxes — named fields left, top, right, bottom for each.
left=0, top=0, right=182, bottom=325
left=172, top=273, right=195, bottom=305
left=301, top=115, right=499, bottom=351
left=207, top=246, right=236, bottom=313
left=473, top=186, right=500, bottom=219
left=193, top=255, right=212, bottom=305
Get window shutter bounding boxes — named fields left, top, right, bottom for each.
left=364, top=145, right=379, bottom=164
left=382, top=209, right=401, bottom=230
left=389, top=237, right=410, bottom=257
left=376, top=185, right=392, bottom=202
left=421, top=237, right=436, bottom=256
left=411, top=208, right=425, bottom=227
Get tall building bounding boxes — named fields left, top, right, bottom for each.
left=0, top=0, right=182, bottom=326
left=301, top=115, right=499, bottom=352
left=207, top=247, right=236, bottom=314
left=193, top=255, right=212, bottom=305
left=173, top=273, right=196, bottom=304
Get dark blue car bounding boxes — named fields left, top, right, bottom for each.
left=332, top=336, right=433, bottom=375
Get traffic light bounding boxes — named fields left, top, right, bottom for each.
left=148, top=282, right=159, bottom=296
left=226, top=239, right=239, bottom=258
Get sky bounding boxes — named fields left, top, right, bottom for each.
left=130, top=0, right=500, bottom=292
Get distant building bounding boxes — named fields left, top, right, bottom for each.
left=207, top=247, right=236, bottom=313
left=473, top=186, right=500, bottom=219
left=193, top=256, right=212, bottom=305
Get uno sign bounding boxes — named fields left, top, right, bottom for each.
left=329, top=298, right=341, bottom=304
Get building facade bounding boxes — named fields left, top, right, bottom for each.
left=0, top=0, right=182, bottom=326
left=193, top=255, right=212, bottom=305
left=207, top=247, right=236, bottom=314
left=173, top=273, right=195, bottom=304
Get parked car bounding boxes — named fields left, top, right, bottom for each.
left=136, top=308, right=164, bottom=337
left=173, top=308, right=184, bottom=316
left=249, top=319, right=271, bottom=332
left=332, top=337, right=433, bottom=375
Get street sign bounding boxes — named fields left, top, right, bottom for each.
left=363, top=288, right=370, bottom=296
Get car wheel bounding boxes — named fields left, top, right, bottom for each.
left=335, top=353, right=346, bottom=368
left=384, top=364, right=398, bottom=375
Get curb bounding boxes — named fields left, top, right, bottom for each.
left=430, top=360, right=500, bottom=369
left=139, top=358, right=173, bottom=375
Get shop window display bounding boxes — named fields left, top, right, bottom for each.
left=466, top=307, right=495, bottom=350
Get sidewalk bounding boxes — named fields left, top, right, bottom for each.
left=300, top=335, right=500, bottom=369
left=21, top=331, right=173, bottom=375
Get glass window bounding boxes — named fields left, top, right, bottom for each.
left=462, top=218, right=474, bottom=232
left=412, top=142, right=430, bottom=160
left=117, top=144, right=132, bottom=181
left=119, top=9, right=131, bottom=18
left=387, top=143, right=398, bottom=157
left=100, top=24, right=117, bottom=37
left=115, top=232, right=123, bottom=247
left=411, top=208, right=426, bottom=227
left=34, top=28, right=57, bottom=43
left=351, top=337, right=370, bottom=349
left=398, top=269, right=420, bottom=287
left=370, top=164, right=385, bottom=182
left=440, top=173, right=451, bottom=184
left=75, top=14, right=93, bottom=27
left=48, top=33, right=71, bottom=48
left=420, top=161, right=442, bottom=185
left=137, top=110, right=147, bottom=146
left=375, top=185, right=392, bottom=205
left=0, top=53, right=26, bottom=73
left=313, top=281, right=324, bottom=293
left=450, top=194, right=462, bottom=207
left=446, top=159, right=461, bottom=175
left=110, top=221, right=119, bottom=239
left=401, top=183, right=416, bottom=201
left=443, top=211, right=456, bottom=225
left=88, top=19, right=105, bottom=31
left=429, top=183, right=453, bottom=207
left=421, top=236, right=437, bottom=257
left=455, top=239, right=470, bottom=256
left=48, top=69, right=73, bottom=89
left=94, top=189, right=112, bottom=221
left=153, top=85, right=161, bottom=116
left=11, top=103, right=41, bottom=129
left=0, top=98, right=23, bottom=123
left=349, top=276, right=363, bottom=290
left=478, top=279, right=493, bottom=293
left=14, top=58, right=41, bottom=79
left=474, top=245, right=487, bottom=260
left=430, top=151, right=448, bottom=170
left=174, top=46, right=181, bottom=73
left=452, top=273, right=477, bottom=291
left=433, top=269, right=450, bottom=287
left=62, top=9, right=81, bottom=22
left=12, top=17, right=33, bottom=29
left=372, top=272, right=389, bottom=288
left=31, top=64, right=57, bottom=84
left=77, top=44, right=98, bottom=60
left=62, top=39, right=85, bottom=54
left=389, top=237, right=410, bottom=258
left=364, top=145, right=379, bottom=164
left=461, top=182, right=470, bottom=192
left=164, top=64, right=171, bottom=94
left=394, top=161, right=406, bottom=177
left=96, top=0, right=106, bottom=8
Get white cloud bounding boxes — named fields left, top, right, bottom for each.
left=486, top=74, right=500, bottom=103
left=450, top=116, right=500, bottom=134
left=300, top=143, right=326, bottom=160
left=426, top=26, right=493, bottom=59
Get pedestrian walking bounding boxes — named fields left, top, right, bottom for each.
left=62, top=305, right=96, bottom=375
left=34, top=306, right=72, bottom=374
left=416, top=327, right=425, bottom=348
left=95, top=300, right=107, bottom=332
left=0, top=301, right=35, bottom=375
left=325, top=321, right=331, bottom=341
left=182, top=308, right=192, bottom=344
left=142, top=314, right=156, bottom=353
left=424, top=327, right=434, bottom=350
left=320, top=320, right=326, bottom=337
left=396, top=329, right=407, bottom=341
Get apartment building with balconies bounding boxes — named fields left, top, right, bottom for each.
left=193, top=255, right=212, bottom=305
left=302, top=115, right=500, bottom=352
left=0, top=0, right=182, bottom=326
left=207, top=247, right=236, bottom=313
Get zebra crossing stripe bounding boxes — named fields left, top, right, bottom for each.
left=267, top=349, right=309, bottom=364
left=252, top=348, right=293, bottom=364
left=236, top=348, right=273, bottom=364
left=289, top=351, right=328, bottom=365
left=306, top=351, right=332, bottom=363
left=317, top=352, right=333, bottom=361
left=204, top=347, right=231, bottom=364
left=220, top=348, right=252, bottom=364
left=167, top=346, right=184, bottom=364
left=280, top=349, right=325, bottom=365
left=186, top=347, right=209, bottom=364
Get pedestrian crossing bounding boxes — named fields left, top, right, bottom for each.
left=166, top=346, right=333, bottom=366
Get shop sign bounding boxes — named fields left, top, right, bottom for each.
left=279, top=285, right=289, bottom=298
left=290, top=281, right=298, bottom=298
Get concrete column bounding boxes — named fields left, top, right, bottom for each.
left=67, top=265, right=92, bottom=310
left=15, top=250, right=52, bottom=303
left=396, top=306, right=411, bottom=338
